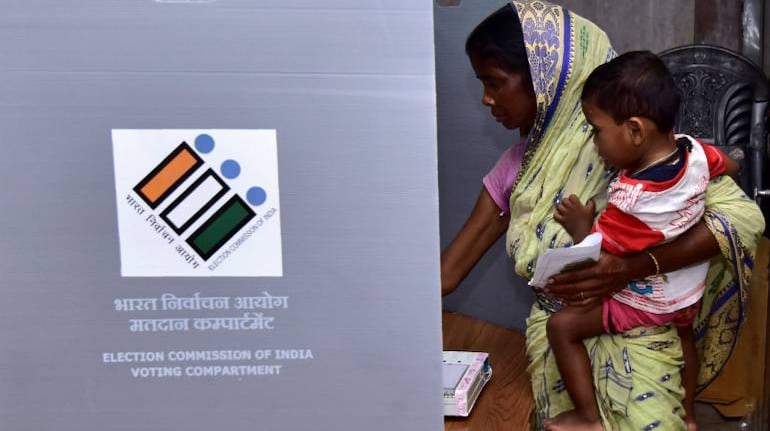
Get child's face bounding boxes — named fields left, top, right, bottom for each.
left=581, top=100, right=641, bottom=170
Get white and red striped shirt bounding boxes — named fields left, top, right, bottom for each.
left=595, top=134, right=727, bottom=314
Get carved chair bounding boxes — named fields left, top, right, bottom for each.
left=660, top=44, right=770, bottom=429
left=660, top=44, right=769, bottom=218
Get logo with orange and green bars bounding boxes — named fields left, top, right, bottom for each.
left=112, top=130, right=282, bottom=277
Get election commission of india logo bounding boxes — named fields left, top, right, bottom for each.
left=112, top=130, right=283, bottom=277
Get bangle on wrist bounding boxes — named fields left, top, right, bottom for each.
left=645, top=250, right=661, bottom=276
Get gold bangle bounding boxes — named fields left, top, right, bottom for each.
left=645, top=250, right=660, bottom=276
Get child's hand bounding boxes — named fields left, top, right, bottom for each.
left=553, top=194, right=595, bottom=243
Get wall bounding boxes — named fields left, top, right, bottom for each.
left=0, top=1, right=443, bottom=430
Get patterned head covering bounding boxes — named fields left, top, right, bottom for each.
left=506, top=0, right=615, bottom=280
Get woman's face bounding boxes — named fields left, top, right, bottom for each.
left=470, top=56, right=537, bottom=134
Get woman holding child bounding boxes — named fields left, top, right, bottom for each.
left=440, top=1, right=764, bottom=430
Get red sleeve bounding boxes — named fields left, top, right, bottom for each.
left=699, top=140, right=727, bottom=178
left=593, top=204, right=665, bottom=255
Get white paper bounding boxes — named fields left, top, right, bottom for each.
left=528, top=232, right=602, bottom=288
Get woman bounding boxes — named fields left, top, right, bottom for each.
left=441, top=2, right=764, bottom=430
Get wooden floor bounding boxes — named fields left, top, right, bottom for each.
left=443, top=311, right=533, bottom=430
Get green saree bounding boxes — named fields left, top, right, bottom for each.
left=505, top=1, right=765, bottom=429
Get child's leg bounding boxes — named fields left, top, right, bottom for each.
left=677, top=324, right=698, bottom=431
left=545, top=300, right=605, bottom=430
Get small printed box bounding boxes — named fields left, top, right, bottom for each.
left=442, top=351, right=492, bottom=417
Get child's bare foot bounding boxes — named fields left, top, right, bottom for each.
left=544, top=409, right=603, bottom=431
left=553, top=195, right=596, bottom=242
left=685, top=417, right=697, bottom=431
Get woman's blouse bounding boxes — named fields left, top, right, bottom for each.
left=482, top=140, right=526, bottom=214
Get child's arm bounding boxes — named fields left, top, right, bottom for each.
left=554, top=194, right=595, bottom=243
left=703, top=143, right=740, bottom=179
left=722, top=152, right=740, bottom=179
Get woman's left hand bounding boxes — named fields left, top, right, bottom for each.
left=546, top=220, right=722, bottom=302
left=544, top=251, right=632, bottom=301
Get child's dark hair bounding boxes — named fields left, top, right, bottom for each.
left=581, top=50, right=681, bottom=132
left=465, top=4, right=530, bottom=78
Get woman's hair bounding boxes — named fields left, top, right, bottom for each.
left=581, top=50, right=681, bottom=133
left=465, top=4, right=530, bottom=76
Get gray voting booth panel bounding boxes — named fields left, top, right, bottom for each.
left=0, top=1, right=443, bottom=430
